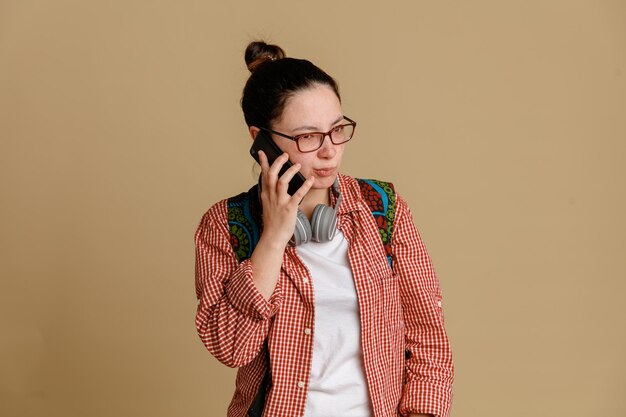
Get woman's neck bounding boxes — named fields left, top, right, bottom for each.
left=299, top=187, right=330, bottom=219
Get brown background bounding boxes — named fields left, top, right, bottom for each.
left=1, top=1, right=625, bottom=416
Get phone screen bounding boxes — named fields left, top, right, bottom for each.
left=249, top=131, right=307, bottom=195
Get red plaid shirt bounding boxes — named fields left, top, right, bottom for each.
left=195, top=174, right=453, bottom=417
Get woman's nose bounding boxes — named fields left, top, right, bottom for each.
left=317, top=135, right=336, bottom=158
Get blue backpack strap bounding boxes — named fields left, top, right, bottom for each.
left=356, top=178, right=397, bottom=268
left=226, top=185, right=262, bottom=263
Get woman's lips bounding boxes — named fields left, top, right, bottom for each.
left=313, top=168, right=336, bottom=177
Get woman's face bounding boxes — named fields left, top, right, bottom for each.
left=253, top=84, right=346, bottom=191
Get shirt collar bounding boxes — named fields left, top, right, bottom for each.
left=334, top=173, right=364, bottom=215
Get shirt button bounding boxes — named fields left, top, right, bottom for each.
left=304, top=328, right=311, bottom=335
left=303, top=277, right=309, bottom=284
left=437, top=300, right=442, bottom=308
left=297, top=381, right=305, bottom=388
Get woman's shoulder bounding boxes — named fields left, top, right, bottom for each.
left=196, top=198, right=228, bottom=231
left=197, top=185, right=260, bottom=228
left=338, top=173, right=412, bottom=221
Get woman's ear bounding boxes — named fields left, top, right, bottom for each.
left=249, top=126, right=260, bottom=140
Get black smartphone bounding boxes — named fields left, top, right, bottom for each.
left=250, top=130, right=307, bottom=196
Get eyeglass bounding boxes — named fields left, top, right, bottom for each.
left=259, top=116, right=357, bottom=153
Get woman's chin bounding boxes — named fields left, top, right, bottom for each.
left=312, top=175, right=337, bottom=189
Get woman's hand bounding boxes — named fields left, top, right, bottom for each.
left=257, top=150, right=314, bottom=247
left=249, top=151, right=313, bottom=300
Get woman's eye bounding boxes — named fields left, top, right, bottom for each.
left=333, top=126, right=344, bottom=133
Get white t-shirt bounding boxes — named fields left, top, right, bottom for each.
left=296, top=230, right=372, bottom=417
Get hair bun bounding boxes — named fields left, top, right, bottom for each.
left=245, top=41, right=286, bottom=73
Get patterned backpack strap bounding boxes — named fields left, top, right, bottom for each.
left=356, top=178, right=397, bottom=268
left=226, top=185, right=262, bottom=263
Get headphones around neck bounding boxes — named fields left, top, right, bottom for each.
left=258, top=176, right=342, bottom=246
left=292, top=180, right=342, bottom=245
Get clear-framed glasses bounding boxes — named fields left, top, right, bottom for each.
left=259, top=116, right=357, bottom=153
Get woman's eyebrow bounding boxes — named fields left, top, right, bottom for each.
left=292, top=116, right=344, bottom=132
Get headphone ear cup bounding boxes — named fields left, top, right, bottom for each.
left=311, top=204, right=338, bottom=243
left=292, top=209, right=312, bottom=246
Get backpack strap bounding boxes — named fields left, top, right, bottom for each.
left=226, top=185, right=262, bottom=263
left=356, top=178, right=397, bottom=269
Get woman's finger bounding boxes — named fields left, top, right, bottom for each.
left=290, top=176, right=315, bottom=205
left=267, top=152, right=289, bottom=179
left=264, top=153, right=289, bottom=198
left=257, top=151, right=271, bottom=201
left=276, top=162, right=302, bottom=195
left=258, top=150, right=270, bottom=173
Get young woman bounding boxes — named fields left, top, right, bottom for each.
left=195, top=41, right=453, bottom=417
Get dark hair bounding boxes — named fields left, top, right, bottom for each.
left=241, top=41, right=341, bottom=129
